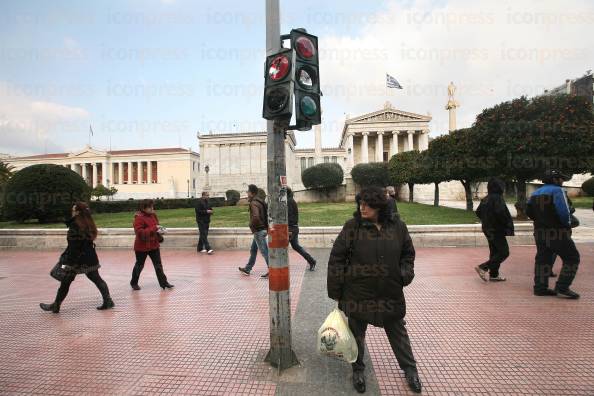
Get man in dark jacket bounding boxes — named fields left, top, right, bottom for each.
left=327, top=187, right=421, bottom=394
left=238, top=184, right=270, bottom=278
left=287, top=188, right=316, bottom=271
left=527, top=170, right=580, bottom=299
left=385, top=186, right=398, bottom=219
left=195, top=191, right=214, bottom=254
left=474, top=178, right=514, bottom=282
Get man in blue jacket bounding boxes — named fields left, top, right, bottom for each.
left=526, top=170, right=580, bottom=299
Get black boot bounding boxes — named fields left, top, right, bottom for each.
left=405, top=371, right=422, bottom=393
left=97, top=297, right=115, bottom=310
left=40, top=302, right=60, bottom=313
left=161, top=283, right=174, bottom=289
left=352, top=371, right=366, bottom=393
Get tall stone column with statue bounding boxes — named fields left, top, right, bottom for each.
left=446, top=81, right=459, bottom=132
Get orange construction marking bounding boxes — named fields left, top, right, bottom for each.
left=268, top=224, right=289, bottom=248
left=269, top=267, right=290, bottom=291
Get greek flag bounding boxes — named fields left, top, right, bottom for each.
left=386, top=73, right=403, bottom=89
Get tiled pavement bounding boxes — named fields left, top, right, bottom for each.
left=0, top=243, right=593, bottom=395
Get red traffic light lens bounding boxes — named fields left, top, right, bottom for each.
left=268, top=55, right=290, bottom=81
left=267, top=87, right=290, bottom=112
left=296, top=37, right=315, bottom=58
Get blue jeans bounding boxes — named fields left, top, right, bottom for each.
left=245, top=230, right=269, bottom=272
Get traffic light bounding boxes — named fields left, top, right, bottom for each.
left=263, top=48, right=295, bottom=120
left=290, top=29, right=321, bottom=130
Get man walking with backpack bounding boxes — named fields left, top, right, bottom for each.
left=195, top=191, right=214, bottom=254
left=238, top=184, right=270, bottom=278
left=475, top=178, right=515, bottom=282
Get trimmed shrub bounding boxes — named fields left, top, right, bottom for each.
left=351, top=162, right=389, bottom=187
left=225, top=189, right=240, bottom=205
left=582, top=177, right=594, bottom=196
left=301, top=163, right=344, bottom=190
left=3, top=164, right=90, bottom=223
left=89, top=197, right=225, bottom=214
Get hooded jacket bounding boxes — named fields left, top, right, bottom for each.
left=133, top=210, right=161, bottom=252
left=475, top=179, right=515, bottom=237
left=61, top=217, right=100, bottom=274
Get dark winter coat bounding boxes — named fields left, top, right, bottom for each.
left=195, top=198, right=212, bottom=224
left=133, top=211, right=161, bottom=252
left=60, top=217, right=100, bottom=274
left=526, top=184, right=572, bottom=231
left=475, top=179, right=515, bottom=237
left=327, top=216, right=415, bottom=327
left=248, top=197, right=268, bottom=233
left=287, top=196, right=299, bottom=231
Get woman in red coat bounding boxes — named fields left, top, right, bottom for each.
left=130, top=199, right=174, bottom=290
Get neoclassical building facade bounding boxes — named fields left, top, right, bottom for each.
left=6, top=146, right=200, bottom=199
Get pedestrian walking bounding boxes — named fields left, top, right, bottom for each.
left=287, top=188, right=316, bottom=271
left=238, top=184, right=270, bottom=278
left=474, top=178, right=514, bottom=282
left=385, top=185, right=399, bottom=219
left=195, top=191, right=214, bottom=254
left=130, top=199, right=174, bottom=291
left=40, top=202, right=114, bottom=313
left=327, top=186, right=422, bottom=394
left=550, top=195, right=577, bottom=277
left=527, top=170, right=580, bottom=299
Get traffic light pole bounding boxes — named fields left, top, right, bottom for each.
left=264, top=0, right=299, bottom=372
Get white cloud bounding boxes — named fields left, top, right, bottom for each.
left=0, top=81, right=90, bottom=155
left=313, top=0, right=594, bottom=149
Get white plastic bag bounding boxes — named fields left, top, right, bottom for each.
left=317, top=308, right=358, bottom=363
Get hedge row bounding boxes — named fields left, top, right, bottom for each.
left=89, top=197, right=226, bottom=214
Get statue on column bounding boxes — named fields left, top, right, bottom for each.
left=204, top=165, right=211, bottom=191
left=446, top=81, right=459, bottom=110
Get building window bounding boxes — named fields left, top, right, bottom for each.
left=300, top=157, right=307, bottom=173
left=151, top=161, right=158, bottom=183
left=307, top=157, right=314, bottom=168
left=192, top=161, right=195, bottom=171
left=383, top=152, right=389, bottom=162
left=193, top=178, right=196, bottom=189
left=332, top=156, right=338, bottom=163
left=324, top=156, right=329, bottom=163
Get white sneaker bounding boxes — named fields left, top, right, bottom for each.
left=207, top=249, right=214, bottom=255
left=200, top=249, right=207, bottom=253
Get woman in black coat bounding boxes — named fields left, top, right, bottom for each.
left=40, top=202, right=114, bottom=313
left=327, top=186, right=422, bottom=394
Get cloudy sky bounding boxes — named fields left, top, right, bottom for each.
left=1, top=0, right=593, bottom=155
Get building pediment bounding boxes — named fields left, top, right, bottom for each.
left=68, top=146, right=107, bottom=158
left=347, top=108, right=431, bottom=124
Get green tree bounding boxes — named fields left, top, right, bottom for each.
left=350, top=162, right=390, bottom=187
left=301, top=163, right=344, bottom=190
left=225, top=189, right=240, bottom=205
left=388, top=150, right=424, bottom=203
left=472, top=94, right=594, bottom=218
left=91, top=184, right=112, bottom=201
left=3, top=164, right=90, bottom=223
left=415, top=150, right=449, bottom=207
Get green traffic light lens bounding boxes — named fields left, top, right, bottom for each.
left=267, top=87, right=289, bottom=112
left=300, top=96, right=317, bottom=117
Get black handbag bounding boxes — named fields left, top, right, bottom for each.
left=570, top=214, right=580, bottom=228
left=50, top=253, right=72, bottom=282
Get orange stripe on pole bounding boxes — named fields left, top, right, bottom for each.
left=269, top=267, right=290, bottom=291
left=268, top=224, right=289, bottom=248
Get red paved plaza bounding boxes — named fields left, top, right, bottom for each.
left=1, top=244, right=593, bottom=395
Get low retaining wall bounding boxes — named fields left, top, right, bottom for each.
left=0, top=223, right=536, bottom=250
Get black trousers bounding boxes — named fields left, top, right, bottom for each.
left=348, top=316, right=417, bottom=375
left=478, top=234, right=509, bottom=278
left=533, top=229, right=580, bottom=292
left=131, top=249, right=169, bottom=287
left=197, top=222, right=211, bottom=251
left=289, top=227, right=315, bottom=265
left=55, top=270, right=110, bottom=305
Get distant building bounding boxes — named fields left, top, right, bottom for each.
left=543, top=71, right=594, bottom=106
left=5, top=146, right=200, bottom=200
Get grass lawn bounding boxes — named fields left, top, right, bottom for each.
left=571, top=196, right=593, bottom=209
left=0, top=201, right=479, bottom=229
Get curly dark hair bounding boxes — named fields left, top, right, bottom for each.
left=354, top=186, right=392, bottom=224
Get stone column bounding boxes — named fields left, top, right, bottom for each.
left=128, top=161, right=133, bottom=183
left=137, top=161, right=142, bottom=183
left=102, top=161, right=108, bottom=186
left=407, top=131, right=414, bottom=151
left=376, top=131, right=384, bottom=162
left=361, top=132, right=369, bottom=163
left=421, top=130, right=429, bottom=150
left=390, top=132, right=399, bottom=157
left=92, top=163, right=98, bottom=187
left=148, top=161, right=153, bottom=184
left=347, top=133, right=354, bottom=169
left=118, top=162, right=124, bottom=185
left=82, top=163, right=88, bottom=185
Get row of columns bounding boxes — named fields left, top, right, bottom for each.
left=348, top=130, right=429, bottom=168
left=114, top=161, right=157, bottom=185
left=66, top=161, right=158, bottom=187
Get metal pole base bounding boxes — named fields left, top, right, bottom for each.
left=264, top=348, right=299, bottom=373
